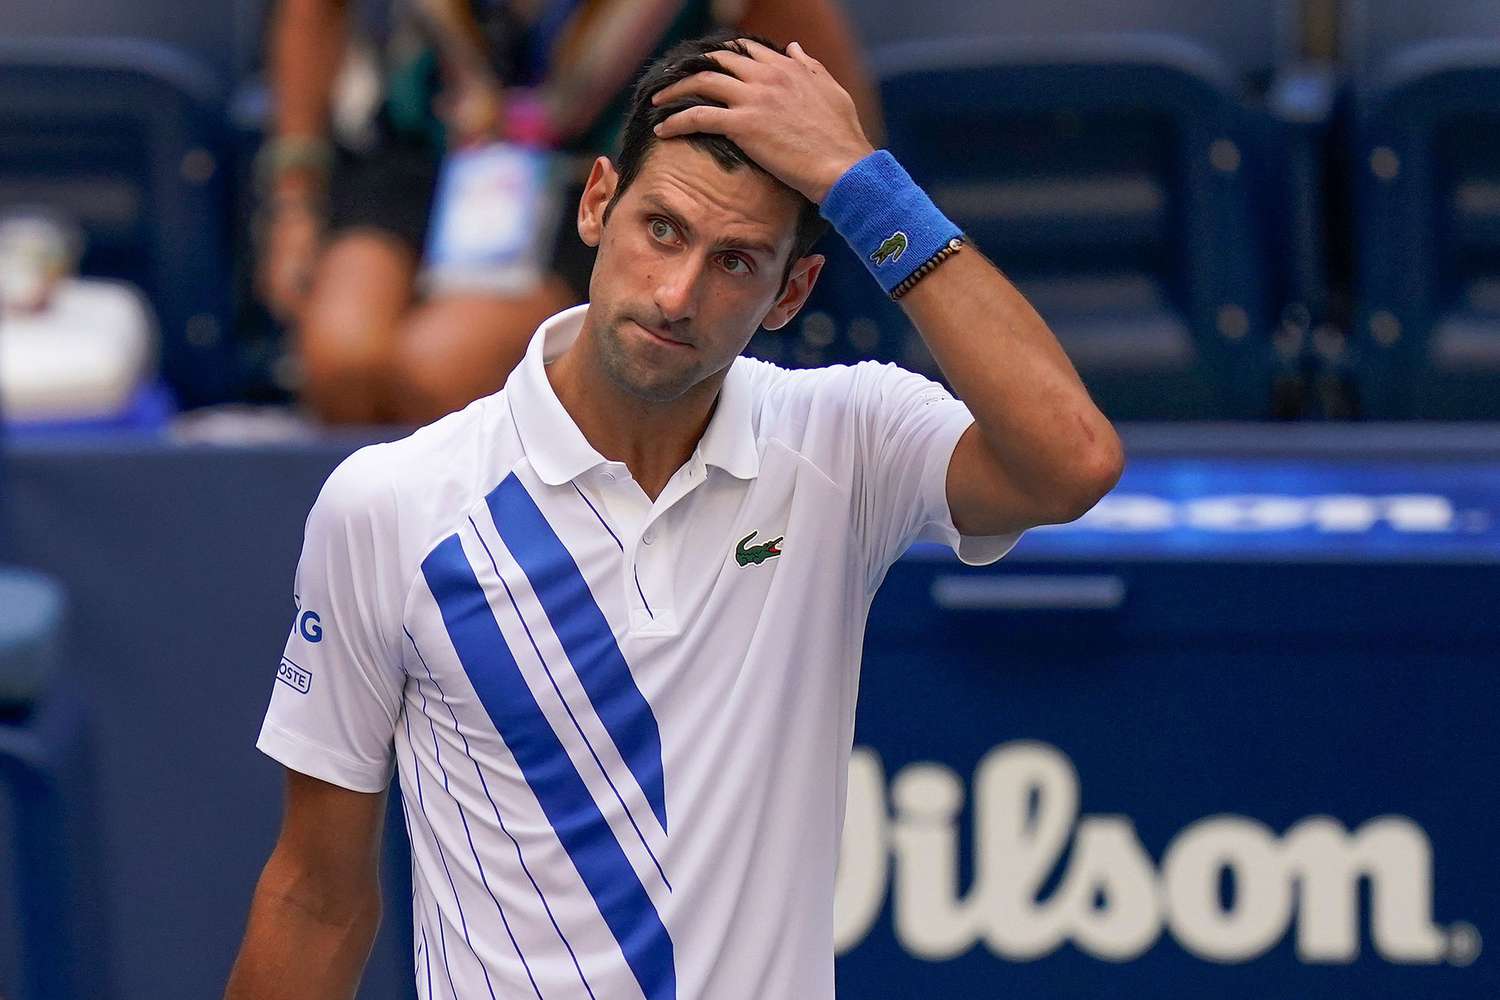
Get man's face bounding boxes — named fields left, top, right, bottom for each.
left=575, top=140, right=823, bottom=403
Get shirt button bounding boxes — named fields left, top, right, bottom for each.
left=602, top=471, right=616, bottom=482
left=643, top=530, right=656, bottom=545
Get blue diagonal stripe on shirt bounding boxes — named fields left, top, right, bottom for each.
left=422, top=533, right=676, bottom=1000
left=487, top=473, right=669, bottom=833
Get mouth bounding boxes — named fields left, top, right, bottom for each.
left=630, top=319, right=692, bottom=349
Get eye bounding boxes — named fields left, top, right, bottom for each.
left=649, top=217, right=677, bottom=242
left=720, top=254, right=751, bottom=275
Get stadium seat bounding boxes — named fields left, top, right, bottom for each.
left=0, top=569, right=63, bottom=707
left=770, top=33, right=1283, bottom=420
left=843, top=0, right=1299, bottom=84
left=0, top=38, right=236, bottom=409
left=1341, top=0, right=1497, bottom=79
left=1344, top=0, right=1500, bottom=417
left=0, top=569, right=109, bottom=1000
left=755, top=1, right=1342, bottom=420
left=8, top=0, right=268, bottom=88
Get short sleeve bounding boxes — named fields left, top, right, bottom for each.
left=256, top=447, right=408, bottom=793
left=851, top=362, right=1024, bottom=587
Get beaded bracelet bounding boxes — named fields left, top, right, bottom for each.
left=890, top=237, right=966, bottom=300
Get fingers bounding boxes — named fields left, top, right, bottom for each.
left=736, top=36, right=824, bottom=73
left=701, top=48, right=764, bottom=80
left=786, top=40, right=825, bottom=72
left=648, top=39, right=822, bottom=140
left=653, top=104, right=735, bottom=139
left=732, top=37, right=784, bottom=65
left=650, top=70, right=750, bottom=109
left=264, top=254, right=313, bottom=319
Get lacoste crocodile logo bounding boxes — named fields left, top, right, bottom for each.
left=735, top=530, right=784, bottom=567
left=871, top=231, right=908, bottom=266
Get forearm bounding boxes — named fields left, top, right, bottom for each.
left=897, top=247, right=1123, bottom=504
left=270, top=0, right=351, bottom=147
left=412, top=0, right=499, bottom=87
left=224, top=853, right=380, bottom=1000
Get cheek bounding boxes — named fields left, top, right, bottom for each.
left=606, top=230, right=659, bottom=283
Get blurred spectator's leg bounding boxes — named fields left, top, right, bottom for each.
left=389, top=274, right=580, bottom=425
left=297, top=230, right=417, bottom=424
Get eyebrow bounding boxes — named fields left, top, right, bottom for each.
left=638, top=193, right=779, bottom=259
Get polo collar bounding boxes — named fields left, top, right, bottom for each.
left=507, top=304, right=761, bottom=487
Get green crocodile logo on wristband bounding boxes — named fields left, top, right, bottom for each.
left=871, top=231, right=909, bottom=266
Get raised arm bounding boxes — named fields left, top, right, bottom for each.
left=889, top=244, right=1124, bottom=536
left=651, top=38, right=1125, bottom=537
left=223, top=770, right=387, bottom=999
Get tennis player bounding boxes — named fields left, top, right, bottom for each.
left=226, top=30, right=1123, bottom=1000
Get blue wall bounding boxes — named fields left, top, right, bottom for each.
left=2, top=425, right=1496, bottom=998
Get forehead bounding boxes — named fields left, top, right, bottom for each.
left=625, top=141, right=799, bottom=250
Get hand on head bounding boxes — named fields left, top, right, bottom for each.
left=649, top=38, right=875, bottom=205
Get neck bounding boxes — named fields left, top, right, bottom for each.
left=546, top=312, right=723, bottom=501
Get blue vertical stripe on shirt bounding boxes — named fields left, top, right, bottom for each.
left=422, top=532, right=677, bottom=1000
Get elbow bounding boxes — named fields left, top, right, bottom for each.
left=1056, top=439, right=1125, bottom=523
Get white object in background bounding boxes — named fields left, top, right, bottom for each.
left=0, top=210, right=83, bottom=313
left=0, top=278, right=156, bottom=421
left=420, top=141, right=563, bottom=296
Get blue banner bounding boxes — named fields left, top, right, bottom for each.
left=910, top=458, right=1500, bottom=562
left=840, top=456, right=1498, bottom=997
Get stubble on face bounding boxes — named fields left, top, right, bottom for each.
left=579, top=142, right=801, bottom=406
left=589, top=303, right=713, bottom=403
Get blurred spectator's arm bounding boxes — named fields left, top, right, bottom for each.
left=412, top=0, right=506, bottom=144
left=269, top=0, right=350, bottom=168
left=736, top=0, right=885, bottom=144
left=413, top=0, right=493, bottom=79
left=257, top=0, right=350, bottom=321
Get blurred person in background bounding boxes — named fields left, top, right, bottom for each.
left=256, top=0, right=883, bottom=425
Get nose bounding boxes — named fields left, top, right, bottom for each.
left=652, top=252, right=704, bottom=326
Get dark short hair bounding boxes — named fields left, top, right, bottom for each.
left=604, top=30, right=830, bottom=295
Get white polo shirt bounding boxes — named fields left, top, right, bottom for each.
left=257, top=303, right=1023, bottom=1000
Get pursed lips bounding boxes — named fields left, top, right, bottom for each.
left=632, top=318, right=692, bottom=348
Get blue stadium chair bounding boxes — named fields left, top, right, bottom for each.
left=1344, top=1, right=1500, bottom=417
left=755, top=1, right=1337, bottom=420
left=0, top=570, right=110, bottom=1000
left=0, top=336, right=108, bottom=997
left=843, top=0, right=1300, bottom=82
left=1341, top=0, right=1497, bottom=79
left=771, top=34, right=1282, bottom=420
left=8, top=0, right=268, bottom=89
left=0, top=38, right=237, bottom=409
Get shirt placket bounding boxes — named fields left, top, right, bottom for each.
left=593, top=454, right=708, bottom=637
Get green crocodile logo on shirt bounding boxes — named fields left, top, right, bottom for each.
left=735, top=530, right=784, bottom=567
left=871, top=231, right=909, bottom=266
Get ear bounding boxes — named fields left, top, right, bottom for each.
left=577, top=155, right=619, bottom=249
left=760, top=254, right=826, bottom=331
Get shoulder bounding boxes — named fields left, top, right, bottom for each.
left=733, top=355, right=853, bottom=412
left=736, top=356, right=947, bottom=431
left=311, top=393, right=518, bottom=553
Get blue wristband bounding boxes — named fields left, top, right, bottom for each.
left=819, top=150, right=962, bottom=295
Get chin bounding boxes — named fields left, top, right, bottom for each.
left=598, top=338, right=694, bottom=403
left=616, top=367, right=698, bottom=404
